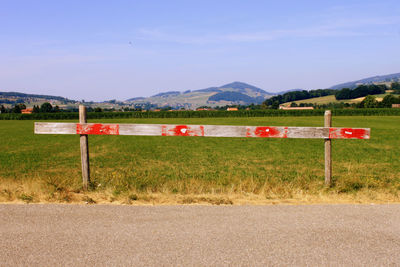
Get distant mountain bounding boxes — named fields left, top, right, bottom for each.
left=329, top=72, right=400, bottom=90
left=126, top=97, right=145, bottom=101
left=196, top=87, right=221, bottom=93
left=208, top=91, right=264, bottom=104
left=0, top=91, right=76, bottom=105
left=219, top=82, right=271, bottom=95
left=151, top=91, right=181, bottom=98
left=126, top=82, right=274, bottom=109
left=6, top=72, right=399, bottom=109
left=0, top=91, right=73, bottom=102
left=276, top=89, right=303, bottom=95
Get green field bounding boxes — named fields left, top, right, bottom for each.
left=1, top=116, right=399, bottom=204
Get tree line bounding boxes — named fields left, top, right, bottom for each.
left=0, top=102, right=61, bottom=113
left=289, top=94, right=400, bottom=109
left=264, top=89, right=337, bottom=108
left=263, top=83, right=400, bottom=109
left=335, top=84, right=386, bottom=100
left=2, top=108, right=400, bottom=121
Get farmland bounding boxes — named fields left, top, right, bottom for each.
left=281, top=92, right=393, bottom=106
left=0, top=116, right=399, bottom=204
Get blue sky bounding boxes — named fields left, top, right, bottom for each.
left=1, top=0, right=399, bottom=101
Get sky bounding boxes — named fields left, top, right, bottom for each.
left=1, top=0, right=400, bottom=101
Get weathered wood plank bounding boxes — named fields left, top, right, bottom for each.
left=324, top=110, right=332, bottom=186
left=329, top=127, right=370, bottom=139
left=35, top=122, right=77, bottom=134
left=34, top=122, right=370, bottom=139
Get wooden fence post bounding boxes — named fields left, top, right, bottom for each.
left=324, top=110, right=332, bottom=186
left=79, top=105, right=90, bottom=190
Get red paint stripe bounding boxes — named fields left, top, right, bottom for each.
left=76, top=123, right=119, bottom=135
left=329, top=128, right=369, bottom=139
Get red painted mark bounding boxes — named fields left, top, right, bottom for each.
left=161, top=125, right=167, bottom=136
left=172, top=125, right=191, bottom=136
left=253, top=126, right=283, bottom=138
left=246, top=128, right=251, bottom=137
left=283, top=127, right=288, bottom=138
left=200, top=126, right=205, bottom=136
left=163, top=125, right=205, bottom=137
left=76, top=123, right=119, bottom=135
left=329, top=128, right=368, bottom=139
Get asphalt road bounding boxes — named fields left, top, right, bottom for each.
left=1, top=204, right=400, bottom=266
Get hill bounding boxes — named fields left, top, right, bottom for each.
left=151, top=91, right=181, bottom=98
left=280, top=92, right=392, bottom=107
left=276, top=84, right=390, bottom=107
left=126, top=82, right=274, bottom=109
left=276, top=89, right=303, bottom=94
left=0, top=91, right=76, bottom=106
left=4, top=72, right=399, bottom=110
left=218, top=82, right=270, bottom=94
left=329, top=72, right=400, bottom=90
left=208, top=91, right=264, bottom=103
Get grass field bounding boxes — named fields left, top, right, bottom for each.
left=1, top=116, right=399, bottom=204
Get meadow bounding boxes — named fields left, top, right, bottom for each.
left=283, top=92, right=392, bottom=106
left=0, top=116, right=399, bottom=204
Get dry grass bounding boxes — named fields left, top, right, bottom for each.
left=2, top=190, right=400, bottom=206
left=1, top=176, right=399, bottom=205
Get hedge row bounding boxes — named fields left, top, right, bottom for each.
left=1, top=108, right=400, bottom=120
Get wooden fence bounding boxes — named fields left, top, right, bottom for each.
left=34, top=106, right=370, bottom=189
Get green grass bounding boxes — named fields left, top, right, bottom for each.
left=0, top=116, right=399, bottom=204
left=287, top=95, right=338, bottom=105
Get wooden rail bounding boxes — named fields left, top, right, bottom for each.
left=34, top=106, right=370, bottom=188
left=35, top=123, right=370, bottom=139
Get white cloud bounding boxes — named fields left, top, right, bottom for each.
left=136, top=16, right=399, bottom=44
